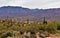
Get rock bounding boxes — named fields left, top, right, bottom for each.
left=40, top=33, right=46, bottom=38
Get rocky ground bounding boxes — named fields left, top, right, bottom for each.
left=7, top=34, right=60, bottom=38
left=1, top=31, right=60, bottom=38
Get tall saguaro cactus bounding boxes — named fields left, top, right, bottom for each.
left=27, top=19, right=29, bottom=24
left=43, top=16, right=47, bottom=24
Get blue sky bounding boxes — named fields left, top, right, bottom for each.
left=0, top=0, right=60, bottom=9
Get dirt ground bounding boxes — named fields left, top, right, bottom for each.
left=47, top=37, right=60, bottom=38
left=47, top=34, right=60, bottom=38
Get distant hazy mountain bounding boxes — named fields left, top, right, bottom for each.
left=0, top=6, right=60, bottom=21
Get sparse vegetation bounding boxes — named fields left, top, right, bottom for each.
left=0, top=18, right=60, bottom=38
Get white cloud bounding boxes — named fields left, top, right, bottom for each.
left=0, top=0, right=60, bottom=9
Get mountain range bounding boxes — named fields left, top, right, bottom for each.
left=0, top=6, right=60, bottom=21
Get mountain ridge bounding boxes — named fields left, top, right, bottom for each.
left=0, top=6, right=60, bottom=21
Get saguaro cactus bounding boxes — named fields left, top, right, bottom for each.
left=43, top=16, right=47, bottom=24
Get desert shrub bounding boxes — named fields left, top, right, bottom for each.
left=39, top=24, right=47, bottom=31
left=1, top=34, right=7, bottom=38
left=5, top=32, right=13, bottom=37
left=0, top=19, right=60, bottom=34
left=57, top=26, right=60, bottom=30
left=56, top=22, right=60, bottom=30
left=46, top=21, right=57, bottom=34
left=1, top=32, right=13, bottom=38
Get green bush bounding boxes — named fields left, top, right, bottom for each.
left=5, top=32, right=13, bottom=37
left=1, top=32, right=13, bottom=38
